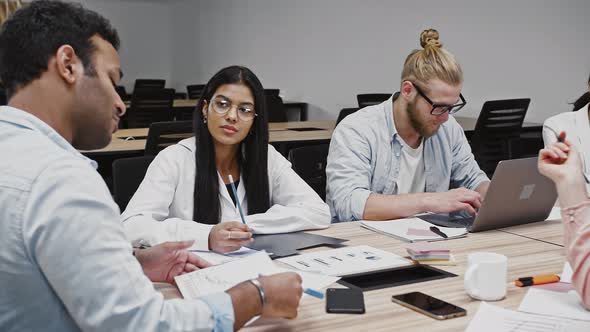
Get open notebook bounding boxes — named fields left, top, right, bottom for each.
left=359, top=217, right=467, bottom=242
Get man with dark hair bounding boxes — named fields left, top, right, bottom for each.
left=0, top=1, right=302, bottom=331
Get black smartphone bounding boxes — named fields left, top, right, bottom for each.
left=325, top=288, right=365, bottom=314
left=391, top=291, right=466, bottom=320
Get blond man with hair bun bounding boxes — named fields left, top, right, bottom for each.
left=327, top=29, right=490, bottom=222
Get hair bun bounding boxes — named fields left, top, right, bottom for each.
left=420, top=29, right=442, bottom=48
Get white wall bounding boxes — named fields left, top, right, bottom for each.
left=78, top=0, right=174, bottom=91
left=77, top=0, right=590, bottom=123
left=168, top=0, right=590, bottom=123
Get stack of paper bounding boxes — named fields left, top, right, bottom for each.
left=404, top=242, right=456, bottom=265
left=359, top=217, right=467, bottom=242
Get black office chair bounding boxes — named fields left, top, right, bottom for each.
left=265, top=94, right=288, bottom=122
left=287, top=144, right=330, bottom=201
left=187, top=84, right=206, bottom=99
left=112, top=155, right=155, bottom=211
left=115, top=85, right=130, bottom=102
left=470, top=98, right=531, bottom=177
left=125, top=88, right=175, bottom=128
left=133, top=79, right=166, bottom=91
left=357, top=93, right=391, bottom=108
left=283, top=102, right=309, bottom=121
left=264, top=89, right=280, bottom=96
left=0, top=82, right=6, bottom=106
left=336, top=108, right=360, bottom=125
left=145, top=120, right=193, bottom=156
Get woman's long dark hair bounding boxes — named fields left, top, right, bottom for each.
left=192, top=65, right=270, bottom=224
left=572, top=73, right=590, bottom=111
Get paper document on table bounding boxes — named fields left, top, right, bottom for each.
left=561, top=262, right=573, bottom=283
left=277, top=245, right=412, bottom=276
left=175, top=252, right=339, bottom=300
left=176, top=252, right=274, bottom=299
left=518, top=288, right=590, bottom=321
left=466, top=302, right=590, bottom=332
left=359, top=218, right=467, bottom=242
left=190, top=247, right=260, bottom=265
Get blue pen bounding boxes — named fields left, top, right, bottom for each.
left=228, top=175, right=247, bottom=224
left=304, top=288, right=324, bottom=299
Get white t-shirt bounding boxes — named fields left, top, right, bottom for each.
left=396, top=136, right=426, bottom=194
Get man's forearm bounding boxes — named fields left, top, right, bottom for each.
left=227, top=281, right=262, bottom=330
left=362, top=193, right=432, bottom=220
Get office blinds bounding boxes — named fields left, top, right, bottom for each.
left=0, top=0, right=23, bottom=25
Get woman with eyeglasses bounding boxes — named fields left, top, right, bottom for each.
left=121, top=66, right=330, bottom=253
left=542, top=73, right=590, bottom=193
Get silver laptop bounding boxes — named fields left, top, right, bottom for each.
left=419, top=157, right=557, bottom=232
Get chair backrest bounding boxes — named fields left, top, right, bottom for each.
left=134, top=79, right=166, bottom=91
left=470, top=98, right=531, bottom=177
left=126, top=88, right=175, bottom=128
left=115, top=85, right=129, bottom=101
left=186, top=84, right=205, bottom=99
left=287, top=144, right=330, bottom=201
left=264, top=89, right=280, bottom=96
left=0, top=84, right=6, bottom=106
left=336, top=107, right=360, bottom=125
left=112, top=155, right=155, bottom=211
left=265, top=94, right=288, bottom=122
left=145, top=120, right=193, bottom=156
left=357, top=93, right=391, bottom=108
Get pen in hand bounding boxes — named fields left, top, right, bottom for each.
left=228, top=174, right=247, bottom=225
left=544, top=128, right=590, bottom=184
left=544, top=126, right=566, bottom=143
left=258, top=273, right=324, bottom=299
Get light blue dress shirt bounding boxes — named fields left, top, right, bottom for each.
left=0, top=106, right=234, bottom=332
left=326, top=94, right=489, bottom=222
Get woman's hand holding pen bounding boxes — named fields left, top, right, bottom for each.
left=538, top=133, right=587, bottom=207
left=209, top=221, right=253, bottom=253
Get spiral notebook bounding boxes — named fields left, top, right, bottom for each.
left=359, top=217, right=467, bottom=242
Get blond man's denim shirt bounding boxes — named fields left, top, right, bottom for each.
left=326, top=94, right=489, bottom=222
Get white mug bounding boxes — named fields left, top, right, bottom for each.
left=464, top=252, right=508, bottom=301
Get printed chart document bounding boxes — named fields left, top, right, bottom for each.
left=466, top=302, right=590, bottom=332
left=518, top=288, right=590, bottom=322
left=175, top=252, right=339, bottom=300
left=277, top=245, right=412, bottom=276
left=359, top=217, right=467, bottom=242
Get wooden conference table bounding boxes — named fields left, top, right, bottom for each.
left=156, top=218, right=566, bottom=331
left=82, top=120, right=336, bottom=156
left=124, top=99, right=198, bottom=109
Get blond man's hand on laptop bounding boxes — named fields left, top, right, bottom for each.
left=422, top=188, right=482, bottom=215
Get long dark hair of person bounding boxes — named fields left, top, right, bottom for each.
left=572, top=73, right=590, bottom=111
left=192, top=65, right=270, bottom=224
